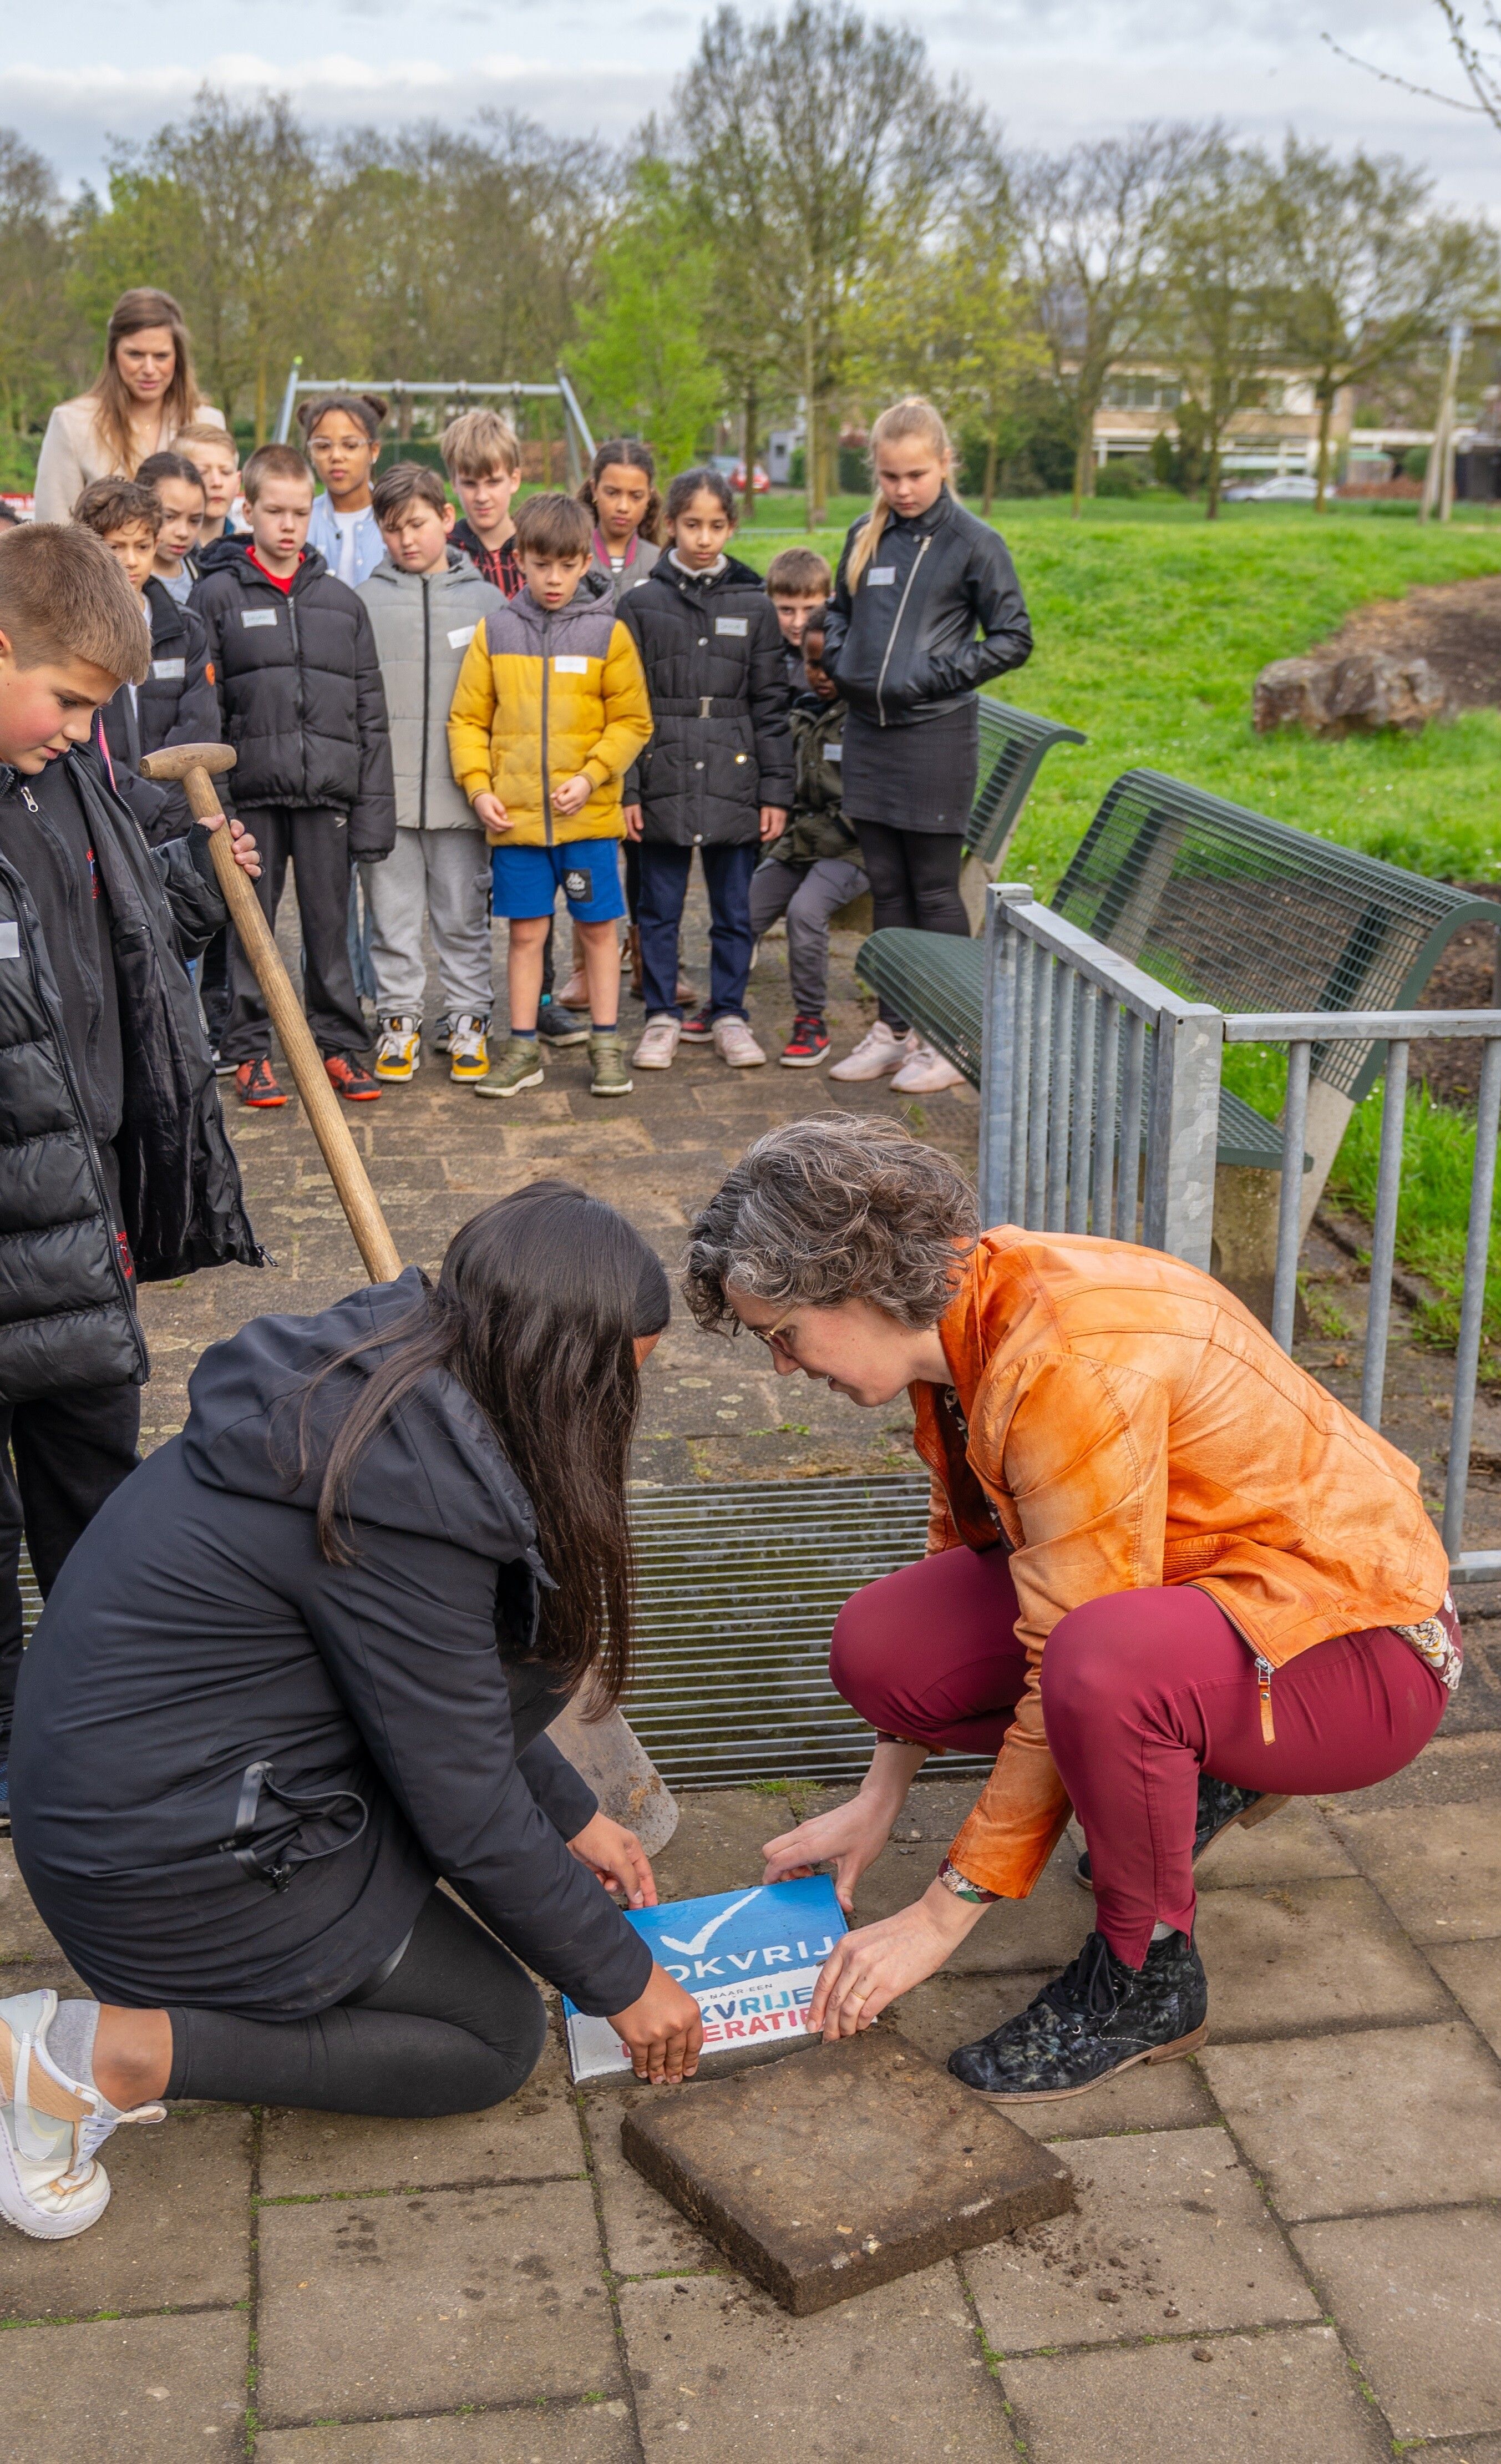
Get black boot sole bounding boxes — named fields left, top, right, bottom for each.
left=1074, top=1794, right=1291, bottom=1894
left=961, top=2020, right=1210, bottom=2104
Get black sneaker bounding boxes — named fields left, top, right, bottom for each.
left=679, top=1007, right=714, bottom=1043
left=537, top=1000, right=589, bottom=1048
left=1075, top=1777, right=1289, bottom=1891
left=949, top=1928, right=1208, bottom=2103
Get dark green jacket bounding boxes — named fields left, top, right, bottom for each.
left=770, top=696, right=861, bottom=868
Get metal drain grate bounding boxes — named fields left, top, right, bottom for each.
left=623, top=1474, right=996, bottom=1791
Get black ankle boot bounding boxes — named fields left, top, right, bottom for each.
left=947, top=1927, right=1209, bottom=2102
left=1076, top=1777, right=1289, bottom=1891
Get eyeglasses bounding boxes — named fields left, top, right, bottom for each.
left=746, top=1308, right=800, bottom=1362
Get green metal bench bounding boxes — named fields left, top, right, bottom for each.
left=859, top=768, right=1500, bottom=1172
left=967, top=699, right=1087, bottom=867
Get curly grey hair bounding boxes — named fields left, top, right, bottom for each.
left=683, top=1116, right=978, bottom=1334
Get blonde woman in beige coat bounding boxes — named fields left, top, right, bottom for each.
left=34, top=289, right=226, bottom=524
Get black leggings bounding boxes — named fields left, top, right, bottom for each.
left=164, top=1891, right=550, bottom=2118
left=853, top=822, right=968, bottom=1030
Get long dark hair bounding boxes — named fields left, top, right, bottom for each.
left=577, top=438, right=664, bottom=547
left=299, top=1185, right=670, bottom=1708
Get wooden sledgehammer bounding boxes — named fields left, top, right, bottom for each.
left=141, top=743, right=679, bottom=1854
left=141, top=743, right=401, bottom=1284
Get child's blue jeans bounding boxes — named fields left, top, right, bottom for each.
left=635, top=841, right=758, bottom=1021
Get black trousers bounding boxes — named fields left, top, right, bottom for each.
left=222, top=806, right=369, bottom=1063
left=854, top=821, right=969, bottom=1030
left=165, top=1889, right=550, bottom=2117
left=0, top=1382, right=141, bottom=1747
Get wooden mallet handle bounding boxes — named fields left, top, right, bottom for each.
left=141, top=744, right=403, bottom=1285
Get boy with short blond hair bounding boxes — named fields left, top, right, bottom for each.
left=174, top=422, right=244, bottom=550
left=448, top=492, right=651, bottom=1100
left=441, top=408, right=524, bottom=599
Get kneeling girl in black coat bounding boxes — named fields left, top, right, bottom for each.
left=3, top=1185, right=701, bottom=2243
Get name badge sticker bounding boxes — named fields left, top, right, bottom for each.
left=716, top=616, right=748, bottom=636
left=867, top=566, right=896, bottom=586
left=553, top=655, right=589, bottom=674
left=240, top=608, right=277, bottom=629
left=447, top=625, right=476, bottom=650
left=0, top=923, right=18, bottom=959
left=826, top=741, right=843, bottom=760
left=150, top=657, right=186, bottom=681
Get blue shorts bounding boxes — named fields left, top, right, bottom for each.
left=490, top=839, right=626, bottom=924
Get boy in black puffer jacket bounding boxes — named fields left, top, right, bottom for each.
left=191, top=443, right=397, bottom=1108
left=619, top=469, right=792, bottom=1071
left=72, top=479, right=220, bottom=846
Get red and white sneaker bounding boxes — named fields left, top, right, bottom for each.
left=235, top=1058, right=286, bottom=1107
left=324, top=1055, right=382, bottom=1102
left=779, top=1014, right=830, bottom=1068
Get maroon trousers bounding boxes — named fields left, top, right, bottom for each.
left=829, top=1547, right=1450, bottom=1964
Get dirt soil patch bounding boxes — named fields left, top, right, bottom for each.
left=1417, top=883, right=1501, bottom=1106
left=1317, top=574, right=1501, bottom=711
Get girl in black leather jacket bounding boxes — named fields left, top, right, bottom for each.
left=821, top=397, right=1031, bottom=1096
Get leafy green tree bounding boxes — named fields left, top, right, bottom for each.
left=0, top=130, right=87, bottom=469
left=571, top=155, right=721, bottom=478
left=1160, top=138, right=1282, bottom=518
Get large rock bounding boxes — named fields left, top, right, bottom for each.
left=546, top=1699, right=679, bottom=1856
left=1254, top=650, right=1450, bottom=738
left=1253, top=656, right=1334, bottom=735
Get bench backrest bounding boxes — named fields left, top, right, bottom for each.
left=967, top=701, right=1087, bottom=867
left=1051, top=768, right=1498, bottom=1099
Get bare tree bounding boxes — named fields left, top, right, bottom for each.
left=1013, top=125, right=1205, bottom=514
left=1160, top=138, right=1282, bottom=518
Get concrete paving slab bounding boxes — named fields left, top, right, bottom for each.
left=1432, top=1939, right=1501, bottom=2056
left=620, top=2032, right=1071, bottom=2315
left=1319, top=1729, right=1501, bottom=1813
left=648, top=1793, right=788, bottom=1903
left=1188, top=1799, right=1357, bottom=1887
left=846, top=1835, right=1094, bottom=1976
left=888, top=1972, right=1220, bottom=2139
left=617, top=2263, right=1006, bottom=2461
left=255, top=2400, right=638, bottom=2463
left=0, top=2105, right=251, bottom=2322
left=0, top=2309, right=249, bottom=2459
left=1291, top=2205, right=1501, bottom=2440
left=256, top=2180, right=620, bottom=2426
left=0, top=1841, right=55, bottom=1958
left=0, top=1952, right=90, bottom=1997
left=966, top=2125, right=1319, bottom=2354
left=1195, top=1876, right=1449, bottom=2040
left=1327, top=1802, right=1501, bottom=1942
left=260, top=2036, right=585, bottom=2196
left=1200, top=2021, right=1501, bottom=2222
left=579, top=2083, right=723, bottom=2278
left=1000, top=2323, right=1387, bottom=2464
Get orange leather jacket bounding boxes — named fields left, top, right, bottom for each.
left=912, top=1229, right=1449, bottom=1900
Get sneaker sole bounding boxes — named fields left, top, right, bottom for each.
left=633, top=1053, right=677, bottom=1070
left=0, top=2132, right=111, bottom=2239
left=1074, top=1794, right=1291, bottom=1894
left=591, top=1080, right=634, bottom=1097
left=239, top=1090, right=287, bottom=1107
left=779, top=1050, right=829, bottom=1068
left=331, top=1088, right=382, bottom=1102
left=473, top=1071, right=545, bottom=1099
left=962, top=2022, right=1210, bottom=2104
left=448, top=1063, right=489, bottom=1082
left=373, top=1064, right=417, bottom=1082
left=718, top=1050, right=767, bottom=1067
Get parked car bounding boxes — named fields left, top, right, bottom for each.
left=709, top=454, right=771, bottom=494
left=1221, top=473, right=1320, bottom=503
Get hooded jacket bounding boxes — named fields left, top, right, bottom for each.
left=100, top=576, right=221, bottom=844
left=447, top=569, right=652, bottom=848
left=10, top=1270, right=655, bottom=2021
left=820, top=492, right=1032, bottom=729
left=0, top=745, right=260, bottom=1402
left=190, top=540, right=397, bottom=858
left=768, top=694, right=861, bottom=869
left=357, top=550, right=505, bottom=832
left=618, top=554, right=795, bottom=849
left=919, top=1228, right=1451, bottom=1903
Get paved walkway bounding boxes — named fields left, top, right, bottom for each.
left=2, top=895, right=1500, bottom=2461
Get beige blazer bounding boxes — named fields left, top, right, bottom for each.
left=33, top=396, right=227, bottom=525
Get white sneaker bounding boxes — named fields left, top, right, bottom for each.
left=633, top=1014, right=682, bottom=1070
left=0, top=1992, right=165, bottom=2240
left=713, top=1015, right=767, bottom=1067
left=890, top=1039, right=965, bottom=1094
left=446, top=1013, right=490, bottom=1084
left=373, top=1015, right=420, bottom=1082
left=828, top=1022, right=917, bottom=1082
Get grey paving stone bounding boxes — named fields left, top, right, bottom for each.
left=851, top=1833, right=1094, bottom=1976
left=888, top=1971, right=1220, bottom=2139
left=0, top=1841, right=55, bottom=1959
left=1200, top=2021, right=1501, bottom=2222
left=966, top=2124, right=1317, bottom=2354
left=617, top=2264, right=1005, bottom=2461
left=649, top=1792, right=790, bottom=1903
left=1292, top=2205, right=1501, bottom=2440
left=1195, top=1876, right=1449, bottom=2040
left=1188, top=1798, right=1357, bottom=1888
left=260, top=2035, right=584, bottom=2196
left=256, top=2180, right=620, bottom=2426
left=0, top=1953, right=90, bottom=1998
left=255, top=2400, right=637, bottom=2464
left=579, top=2082, right=723, bottom=2278
left=0, top=2309, right=249, bottom=2459
left=1000, top=2324, right=1387, bottom=2464
left=1319, top=1728, right=1501, bottom=1813
left=0, top=2105, right=252, bottom=2322
left=1328, top=1801, right=1501, bottom=1942
left=1432, top=1939, right=1501, bottom=2057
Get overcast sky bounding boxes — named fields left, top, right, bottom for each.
left=10, top=0, right=1498, bottom=206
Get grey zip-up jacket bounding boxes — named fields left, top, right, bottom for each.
left=357, top=551, right=506, bottom=832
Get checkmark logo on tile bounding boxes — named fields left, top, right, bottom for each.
left=660, top=1890, right=763, bottom=1957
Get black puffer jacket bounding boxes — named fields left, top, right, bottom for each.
left=820, top=492, right=1032, bottom=728
left=101, top=578, right=221, bottom=844
left=191, top=542, right=397, bottom=857
left=0, top=747, right=261, bottom=1402
left=619, top=554, right=794, bottom=847
left=11, top=1271, right=654, bottom=2022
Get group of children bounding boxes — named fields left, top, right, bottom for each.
left=64, top=388, right=1021, bottom=1106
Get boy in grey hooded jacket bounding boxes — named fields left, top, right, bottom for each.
left=358, top=466, right=505, bottom=1082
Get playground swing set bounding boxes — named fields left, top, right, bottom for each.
left=272, top=358, right=598, bottom=480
